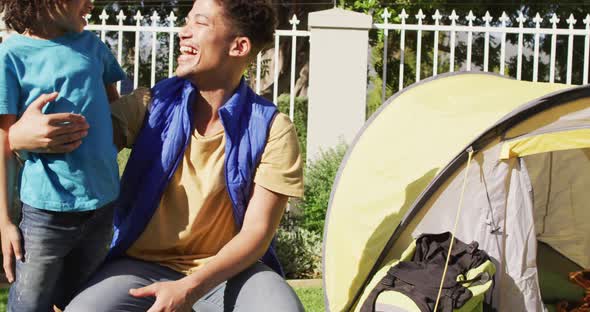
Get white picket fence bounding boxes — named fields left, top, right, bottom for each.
left=0, top=10, right=310, bottom=121
left=1, top=8, right=589, bottom=158
left=374, top=9, right=590, bottom=103
left=2, top=8, right=588, bottom=109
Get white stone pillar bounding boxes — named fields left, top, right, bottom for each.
left=306, top=8, right=372, bottom=161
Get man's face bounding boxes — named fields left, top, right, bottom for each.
left=52, top=0, right=94, bottom=33
left=176, top=0, right=236, bottom=79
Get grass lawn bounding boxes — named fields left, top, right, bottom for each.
left=117, top=148, right=132, bottom=175
left=0, top=288, right=7, bottom=312
left=0, top=287, right=324, bottom=312
left=295, top=286, right=324, bottom=312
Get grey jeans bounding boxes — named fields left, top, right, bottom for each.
left=65, top=258, right=305, bottom=312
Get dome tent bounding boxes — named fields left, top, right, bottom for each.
left=322, top=72, right=590, bottom=311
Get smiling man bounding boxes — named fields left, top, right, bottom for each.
left=9, top=0, right=305, bottom=311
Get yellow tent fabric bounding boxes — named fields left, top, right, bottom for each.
left=500, top=128, right=590, bottom=159
left=323, top=73, right=572, bottom=312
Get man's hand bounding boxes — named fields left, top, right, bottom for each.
left=1, top=221, right=22, bottom=283
left=9, top=92, right=89, bottom=153
left=129, top=279, right=196, bottom=312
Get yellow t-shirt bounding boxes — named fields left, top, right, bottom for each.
left=111, top=89, right=304, bottom=274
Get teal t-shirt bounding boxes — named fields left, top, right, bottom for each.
left=0, top=31, right=126, bottom=211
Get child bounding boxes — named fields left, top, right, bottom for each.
left=0, top=0, right=126, bottom=310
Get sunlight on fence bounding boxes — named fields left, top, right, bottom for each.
left=373, top=9, right=590, bottom=102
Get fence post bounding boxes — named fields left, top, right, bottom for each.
left=306, top=8, right=372, bottom=162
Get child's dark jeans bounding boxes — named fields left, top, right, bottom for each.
left=8, top=202, right=114, bottom=312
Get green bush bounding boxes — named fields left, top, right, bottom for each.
left=276, top=210, right=322, bottom=279
left=298, top=143, right=347, bottom=235
left=276, top=94, right=308, bottom=162
left=276, top=144, right=347, bottom=279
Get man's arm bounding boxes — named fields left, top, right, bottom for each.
left=110, top=87, right=151, bottom=151
left=0, top=115, right=22, bottom=283
left=130, top=183, right=288, bottom=312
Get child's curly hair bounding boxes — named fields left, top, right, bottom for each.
left=216, top=0, right=277, bottom=53
left=0, top=0, right=57, bottom=33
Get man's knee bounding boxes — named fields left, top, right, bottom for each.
left=65, top=260, right=157, bottom=312
left=66, top=276, right=155, bottom=312
left=226, top=263, right=304, bottom=312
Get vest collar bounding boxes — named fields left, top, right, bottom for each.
left=182, top=77, right=249, bottom=122
left=181, top=79, right=197, bottom=108
left=218, top=78, right=249, bottom=120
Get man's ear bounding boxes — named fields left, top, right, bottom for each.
left=229, top=36, right=252, bottom=58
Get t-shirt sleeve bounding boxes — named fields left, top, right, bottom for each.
left=110, top=87, right=151, bottom=149
left=98, top=40, right=127, bottom=85
left=254, top=113, right=304, bottom=198
left=0, top=52, right=20, bottom=115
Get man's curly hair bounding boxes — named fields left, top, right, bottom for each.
left=216, top=0, right=278, bottom=53
left=0, top=0, right=57, bottom=33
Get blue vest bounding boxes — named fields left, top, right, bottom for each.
left=108, top=77, right=283, bottom=275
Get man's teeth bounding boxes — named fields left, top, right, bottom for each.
left=180, top=46, right=198, bottom=55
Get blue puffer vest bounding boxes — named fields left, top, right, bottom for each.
left=108, top=77, right=283, bottom=275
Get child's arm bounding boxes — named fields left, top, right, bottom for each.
left=9, top=92, right=89, bottom=153
left=0, top=114, right=22, bottom=283
left=105, top=83, right=120, bottom=103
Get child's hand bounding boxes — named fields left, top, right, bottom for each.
left=1, top=221, right=23, bottom=283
